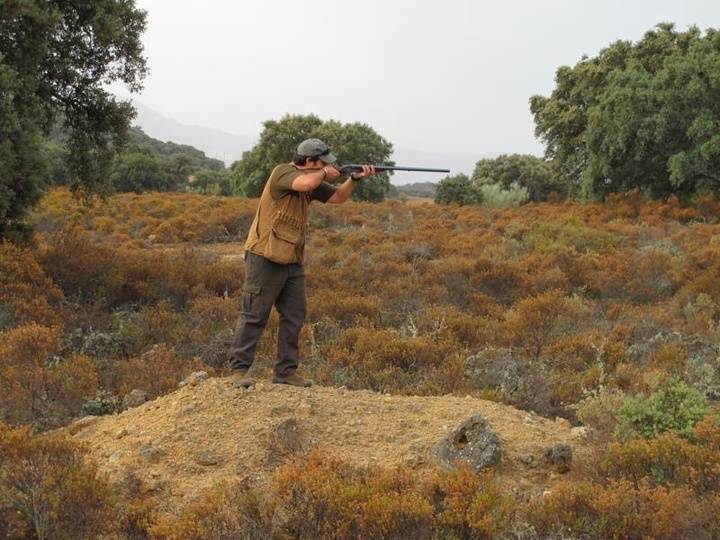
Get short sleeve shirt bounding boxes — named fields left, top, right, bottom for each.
left=270, top=163, right=337, bottom=203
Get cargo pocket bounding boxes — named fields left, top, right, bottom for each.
left=240, top=284, right=261, bottom=315
left=265, top=220, right=302, bottom=264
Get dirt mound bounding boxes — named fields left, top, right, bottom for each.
left=64, top=377, right=588, bottom=513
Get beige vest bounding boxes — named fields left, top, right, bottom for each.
left=244, top=166, right=309, bottom=264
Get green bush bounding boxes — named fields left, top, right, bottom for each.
left=615, top=379, right=709, bottom=440
left=478, top=182, right=529, bottom=207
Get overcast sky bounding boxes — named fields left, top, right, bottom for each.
left=115, top=0, right=720, bottom=157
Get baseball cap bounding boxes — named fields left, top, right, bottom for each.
left=296, top=138, right=337, bottom=164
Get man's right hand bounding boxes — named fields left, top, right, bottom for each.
left=323, top=166, right=341, bottom=181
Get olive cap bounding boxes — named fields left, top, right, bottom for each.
left=296, top=138, right=337, bottom=164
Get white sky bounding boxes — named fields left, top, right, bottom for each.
left=117, top=0, right=720, bottom=156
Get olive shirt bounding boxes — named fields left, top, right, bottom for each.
left=270, top=163, right=337, bottom=203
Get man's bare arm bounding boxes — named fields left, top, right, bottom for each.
left=327, top=178, right=358, bottom=204
left=291, top=166, right=340, bottom=192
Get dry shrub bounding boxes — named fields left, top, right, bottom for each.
left=0, top=242, right=64, bottom=328
left=153, top=451, right=517, bottom=540
left=0, top=422, right=114, bottom=540
left=116, top=344, right=207, bottom=398
left=307, top=293, right=382, bottom=326
left=324, top=326, right=457, bottom=392
left=601, top=416, right=720, bottom=494
left=469, top=258, right=532, bottom=306
left=426, top=466, right=516, bottom=538
left=529, top=479, right=719, bottom=540
left=149, top=479, right=271, bottom=540
left=273, top=451, right=434, bottom=540
left=504, top=290, right=572, bottom=359
left=0, top=323, right=97, bottom=429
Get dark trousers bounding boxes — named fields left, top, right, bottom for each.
left=229, top=251, right=306, bottom=377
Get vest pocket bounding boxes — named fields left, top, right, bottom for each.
left=265, top=217, right=302, bottom=264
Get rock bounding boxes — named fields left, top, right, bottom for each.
left=139, top=443, right=164, bottom=463
left=67, top=415, right=98, bottom=435
left=266, top=417, right=308, bottom=465
left=195, top=451, right=221, bottom=466
left=544, top=443, right=572, bottom=473
left=122, top=389, right=148, bottom=409
left=178, top=371, right=209, bottom=388
left=432, top=413, right=502, bottom=473
left=571, top=426, right=591, bottom=440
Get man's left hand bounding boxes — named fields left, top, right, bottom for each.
left=351, top=165, right=376, bottom=180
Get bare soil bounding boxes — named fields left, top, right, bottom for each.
left=65, top=377, right=589, bottom=514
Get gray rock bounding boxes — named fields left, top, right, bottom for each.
left=195, top=450, right=221, bottom=466
left=432, top=414, right=502, bottom=473
left=266, top=417, right=308, bottom=465
left=138, top=443, right=164, bottom=463
left=122, top=389, right=148, bottom=409
left=67, top=415, right=98, bottom=435
left=178, top=371, right=209, bottom=388
left=544, top=443, right=572, bottom=472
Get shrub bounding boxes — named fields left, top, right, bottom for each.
left=504, top=290, right=571, bottom=359
left=0, top=422, right=115, bottom=539
left=478, top=182, right=529, bottom=208
left=0, top=324, right=98, bottom=429
left=576, top=387, right=627, bottom=434
left=614, top=378, right=709, bottom=440
left=529, top=479, right=719, bottom=540
left=0, top=242, right=64, bottom=329
left=601, top=420, right=720, bottom=494
left=156, top=451, right=517, bottom=540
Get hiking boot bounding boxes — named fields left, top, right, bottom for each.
left=272, top=372, right=312, bottom=388
left=229, top=369, right=255, bottom=389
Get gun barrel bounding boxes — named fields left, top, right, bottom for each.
left=340, top=164, right=450, bottom=174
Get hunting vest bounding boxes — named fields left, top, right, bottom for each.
left=244, top=166, right=309, bottom=264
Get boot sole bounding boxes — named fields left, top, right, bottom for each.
left=271, top=377, right=312, bottom=387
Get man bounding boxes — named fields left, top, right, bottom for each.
left=228, top=138, right=377, bottom=388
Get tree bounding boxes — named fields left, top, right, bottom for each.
left=0, top=0, right=147, bottom=237
left=434, top=174, right=480, bottom=205
left=109, top=151, right=173, bottom=193
left=531, top=23, right=720, bottom=200
left=472, top=154, right=565, bottom=202
left=230, top=114, right=394, bottom=201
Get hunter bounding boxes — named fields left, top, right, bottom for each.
left=228, top=138, right=377, bottom=388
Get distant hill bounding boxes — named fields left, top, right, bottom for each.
left=129, top=101, right=490, bottom=183
left=127, top=126, right=225, bottom=172
left=131, top=100, right=255, bottom=165
left=394, top=181, right=437, bottom=198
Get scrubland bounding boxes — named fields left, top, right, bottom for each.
left=2, top=187, right=720, bottom=538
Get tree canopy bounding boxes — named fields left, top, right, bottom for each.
left=434, top=174, right=480, bottom=206
left=230, top=114, right=394, bottom=201
left=531, top=23, right=720, bottom=200
left=0, top=0, right=147, bottom=237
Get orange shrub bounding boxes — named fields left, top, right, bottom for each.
left=0, top=242, right=64, bottom=328
left=0, top=324, right=97, bottom=428
left=0, top=422, right=114, bottom=539
left=601, top=416, right=720, bottom=494
left=115, top=344, right=207, bottom=398
left=529, top=479, right=719, bottom=539
left=504, top=290, right=572, bottom=359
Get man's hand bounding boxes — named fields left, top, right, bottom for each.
left=350, top=165, right=376, bottom=180
left=323, top=165, right=341, bottom=181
